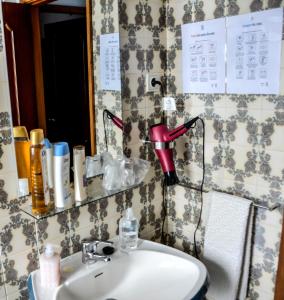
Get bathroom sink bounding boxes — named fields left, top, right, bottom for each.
left=28, top=238, right=208, bottom=300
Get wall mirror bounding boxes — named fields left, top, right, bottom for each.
left=2, top=0, right=126, bottom=218
left=3, top=0, right=95, bottom=155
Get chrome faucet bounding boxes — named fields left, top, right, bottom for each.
left=81, top=238, right=113, bottom=264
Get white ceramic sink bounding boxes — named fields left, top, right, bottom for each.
left=28, top=238, right=208, bottom=300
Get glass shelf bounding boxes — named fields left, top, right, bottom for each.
left=20, top=175, right=140, bottom=220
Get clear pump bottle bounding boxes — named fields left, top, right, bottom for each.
left=119, top=208, right=139, bottom=251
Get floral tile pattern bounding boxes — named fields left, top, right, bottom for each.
left=92, top=0, right=123, bottom=156
left=164, top=1, right=284, bottom=299
left=0, top=0, right=283, bottom=299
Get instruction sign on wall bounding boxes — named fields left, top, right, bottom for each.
left=182, top=18, right=226, bottom=94
left=226, top=8, right=283, bottom=95
left=181, top=8, right=283, bottom=95
left=100, top=33, right=121, bottom=91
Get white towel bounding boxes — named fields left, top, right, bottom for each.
left=203, top=191, right=253, bottom=300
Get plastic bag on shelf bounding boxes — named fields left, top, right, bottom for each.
left=133, top=158, right=150, bottom=184
left=120, top=158, right=135, bottom=187
left=102, top=158, right=122, bottom=190
left=102, top=152, right=150, bottom=191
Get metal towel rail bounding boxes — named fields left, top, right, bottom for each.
left=177, top=182, right=281, bottom=211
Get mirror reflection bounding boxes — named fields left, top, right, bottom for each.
left=2, top=0, right=125, bottom=217
left=3, top=0, right=92, bottom=154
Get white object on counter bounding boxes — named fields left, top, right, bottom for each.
left=53, top=142, right=71, bottom=208
left=18, top=178, right=29, bottom=197
left=44, top=139, right=54, bottom=189
left=39, top=243, right=60, bottom=289
left=73, top=145, right=87, bottom=201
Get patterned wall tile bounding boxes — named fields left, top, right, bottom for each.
left=164, top=1, right=284, bottom=298
left=35, top=212, right=71, bottom=259
left=0, top=212, right=38, bottom=299
left=69, top=204, right=96, bottom=248
left=0, top=251, right=5, bottom=299
left=92, top=0, right=123, bottom=156
left=0, top=0, right=283, bottom=299
left=3, top=248, right=38, bottom=297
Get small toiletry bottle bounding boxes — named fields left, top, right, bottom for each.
left=119, top=208, right=139, bottom=251
left=39, top=243, right=60, bottom=288
left=30, top=129, right=50, bottom=215
left=44, top=139, right=54, bottom=189
left=53, top=142, right=71, bottom=208
left=73, top=145, right=87, bottom=201
left=13, top=126, right=31, bottom=193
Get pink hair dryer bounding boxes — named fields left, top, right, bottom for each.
left=149, top=117, right=199, bottom=186
left=104, top=109, right=124, bottom=130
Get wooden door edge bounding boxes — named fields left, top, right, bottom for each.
left=30, top=6, right=47, bottom=134
left=274, top=213, right=284, bottom=299
left=21, top=0, right=55, bottom=6
left=86, top=0, right=96, bottom=155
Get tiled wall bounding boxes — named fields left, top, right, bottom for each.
left=119, top=0, right=167, bottom=246
left=1, top=0, right=284, bottom=300
left=163, top=1, right=284, bottom=300
left=93, top=0, right=123, bottom=156
left=92, top=0, right=164, bottom=249
left=0, top=1, right=164, bottom=299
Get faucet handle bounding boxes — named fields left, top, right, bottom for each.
left=82, top=238, right=93, bottom=255
left=96, top=240, right=113, bottom=246
left=82, top=238, right=113, bottom=254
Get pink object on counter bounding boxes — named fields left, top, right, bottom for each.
left=39, top=244, right=61, bottom=288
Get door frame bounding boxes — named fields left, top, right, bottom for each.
left=275, top=213, right=284, bottom=300
left=21, top=0, right=96, bottom=154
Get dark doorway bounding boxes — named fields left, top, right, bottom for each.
left=42, top=17, right=90, bottom=155
left=2, top=2, right=38, bottom=133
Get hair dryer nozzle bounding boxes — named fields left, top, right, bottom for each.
left=184, top=117, right=199, bottom=129
left=164, top=171, right=179, bottom=186
left=103, top=109, right=123, bottom=130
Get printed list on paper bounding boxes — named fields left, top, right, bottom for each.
left=100, top=33, right=121, bottom=91
left=182, top=18, right=226, bottom=94
left=226, top=8, right=283, bottom=95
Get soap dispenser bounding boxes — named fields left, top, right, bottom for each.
left=39, top=243, right=61, bottom=288
left=119, top=208, right=139, bottom=251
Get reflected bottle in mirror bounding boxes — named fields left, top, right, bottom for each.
left=30, top=129, right=53, bottom=215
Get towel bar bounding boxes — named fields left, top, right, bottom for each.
left=177, top=183, right=281, bottom=211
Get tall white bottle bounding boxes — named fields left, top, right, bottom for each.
left=44, top=139, right=54, bottom=189
left=53, top=142, right=71, bottom=208
left=73, top=145, right=87, bottom=201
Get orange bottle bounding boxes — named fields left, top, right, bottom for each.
left=30, top=129, right=51, bottom=215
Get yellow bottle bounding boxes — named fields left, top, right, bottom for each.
left=30, top=129, right=51, bottom=215
left=13, top=126, right=31, bottom=192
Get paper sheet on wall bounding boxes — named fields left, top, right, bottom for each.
left=182, top=18, right=226, bottom=94
left=227, top=8, right=283, bottom=95
left=100, top=33, right=121, bottom=91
